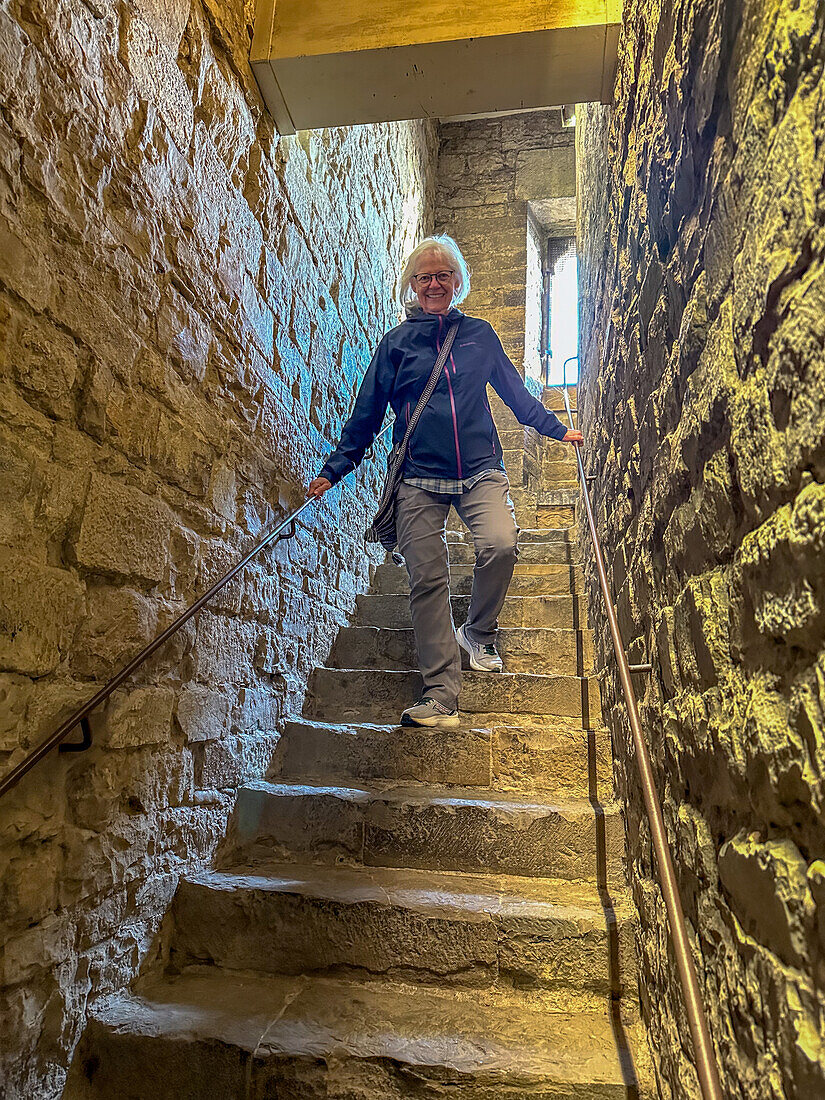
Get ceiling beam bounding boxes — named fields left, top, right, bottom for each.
left=251, top=0, right=621, bottom=135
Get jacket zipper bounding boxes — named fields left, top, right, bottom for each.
left=483, top=395, right=497, bottom=455
left=438, top=315, right=463, bottom=479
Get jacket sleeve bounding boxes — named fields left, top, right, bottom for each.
left=487, top=325, right=568, bottom=441
left=317, top=334, right=396, bottom=485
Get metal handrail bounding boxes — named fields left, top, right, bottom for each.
left=563, top=386, right=723, bottom=1100
left=0, top=423, right=394, bottom=800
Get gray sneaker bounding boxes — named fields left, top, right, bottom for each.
left=400, top=697, right=460, bottom=728
left=457, top=623, right=503, bottom=673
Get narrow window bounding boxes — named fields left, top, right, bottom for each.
left=543, top=237, right=578, bottom=387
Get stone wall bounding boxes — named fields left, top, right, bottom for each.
left=435, top=110, right=575, bottom=381
left=577, top=0, right=825, bottom=1096
left=0, top=0, right=436, bottom=1093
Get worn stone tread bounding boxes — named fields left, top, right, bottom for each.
left=234, top=777, right=616, bottom=811
left=356, top=592, right=589, bottom=630
left=185, top=861, right=630, bottom=917
left=328, top=625, right=594, bottom=675
left=307, top=667, right=601, bottom=724
left=171, top=863, right=634, bottom=995
left=372, top=565, right=583, bottom=597
left=73, top=969, right=644, bottom=1097
left=445, top=543, right=580, bottom=567
left=223, top=780, right=623, bottom=882
left=538, top=489, right=580, bottom=506
left=269, top=716, right=613, bottom=795
left=271, top=718, right=493, bottom=786
left=446, top=526, right=573, bottom=544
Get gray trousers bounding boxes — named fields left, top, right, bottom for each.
left=395, top=472, right=519, bottom=709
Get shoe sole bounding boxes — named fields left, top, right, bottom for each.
left=456, top=626, right=503, bottom=673
left=400, top=713, right=461, bottom=728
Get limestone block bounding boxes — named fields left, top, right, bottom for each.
left=808, top=861, right=825, bottom=956
left=73, top=474, right=173, bottom=586
left=0, top=551, right=84, bottom=676
left=492, top=722, right=612, bottom=797
left=0, top=213, right=52, bottom=312
left=0, top=428, right=39, bottom=535
left=61, top=820, right=155, bottom=901
left=362, top=788, right=621, bottom=882
left=718, top=834, right=815, bottom=970
left=0, top=7, right=27, bottom=99
left=68, top=966, right=647, bottom=1098
left=207, top=463, right=236, bottom=523
left=231, top=685, right=279, bottom=733
left=736, top=479, right=825, bottom=649
left=191, top=732, right=273, bottom=790
left=13, top=314, right=79, bottom=420
left=175, top=683, right=231, bottom=743
left=169, top=864, right=632, bottom=994
left=3, top=912, right=74, bottom=985
left=71, top=585, right=158, bottom=679
left=129, top=0, right=190, bottom=51
left=1, top=837, right=63, bottom=928
left=120, top=10, right=194, bottom=153
left=191, top=610, right=258, bottom=684
left=36, top=461, right=88, bottom=550
left=194, top=539, right=244, bottom=616
left=223, top=782, right=366, bottom=866
left=66, top=747, right=193, bottom=836
left=93, top=685, right=176, bottom=749
left=514, top=147, right=576, bottom=200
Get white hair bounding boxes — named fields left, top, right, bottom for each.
left=399, top=234, right=471, bottom=306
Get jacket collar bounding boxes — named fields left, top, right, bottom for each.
left=404, top=303, right=464, bottom=323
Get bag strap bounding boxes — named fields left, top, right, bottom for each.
left=388, top=320, right=460, bottom=475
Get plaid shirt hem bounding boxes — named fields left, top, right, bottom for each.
left=401, top=467, right=503, bottom=495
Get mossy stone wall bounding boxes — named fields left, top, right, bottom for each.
left=577, top=0, right=825, bottom=1095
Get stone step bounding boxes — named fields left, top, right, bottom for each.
left=446, top=540, right=580, bottom=567
left=356, top=592, right=589, bottom=630
left=445, top=526, right=572, bottom=545
left=448, top=504, right=539, bottom=531
left=328, top=626, right=593, bottom=676
left=539, top=489, right=580, bottom=508
left=222, top=780, right=623, bottom=883
left=306, top=668, right=601, bottom=725
left=501, top=447, right=540, bottom=486
left=169, top=863, right=636, bottom=997
left=541, top=475, right=580, bottom=492
left=272, top=718, right=493, bottom=787
left=69, top=970, right=652, bottom=1098
left=508, top=486, right=539, bottom=522
left=372, top=563, right=584, bottom=598
left=536, top=488, right=578, bottom=529
left=536, top=507, right=576, bottom=528
left=269, top=718, right=613, bottom=797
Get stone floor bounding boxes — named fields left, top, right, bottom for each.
left=63, top=412, right=654, bottom=1098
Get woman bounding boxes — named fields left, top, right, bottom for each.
left=307, top=235, right=582, bottom=728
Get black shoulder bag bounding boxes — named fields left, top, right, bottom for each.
left=365, top=320, right=460, bottom=552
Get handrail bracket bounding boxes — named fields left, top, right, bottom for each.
left=59, top=716, right=93, bottom=754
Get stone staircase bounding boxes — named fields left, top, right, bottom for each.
left=65, top=392, right=653, bottom=1098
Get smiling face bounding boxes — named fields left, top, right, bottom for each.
left=412, top=250, right=461, bottom=314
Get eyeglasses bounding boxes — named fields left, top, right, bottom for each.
left=412, top=270, right=455, bottom=286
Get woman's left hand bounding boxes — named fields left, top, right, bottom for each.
left=563, top=429, right=583, bottom=444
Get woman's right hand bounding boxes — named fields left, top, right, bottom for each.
left=307, top=476, right=332, bottom=499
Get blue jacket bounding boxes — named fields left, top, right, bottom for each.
left=319, top=306, right=568, bottom=485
